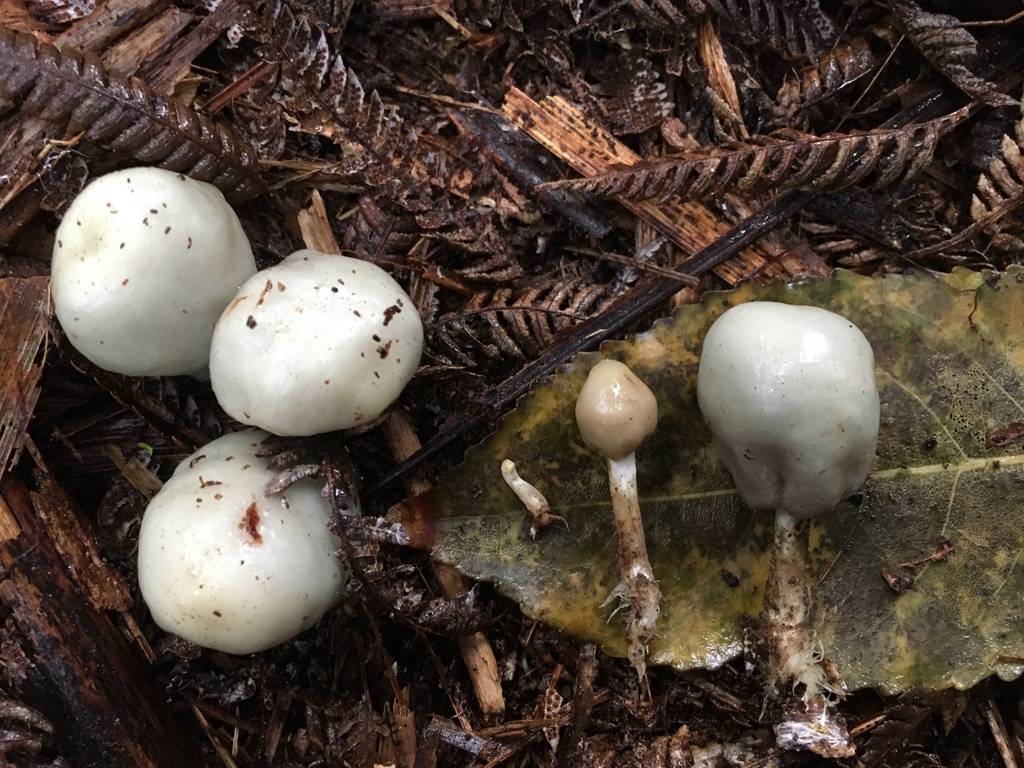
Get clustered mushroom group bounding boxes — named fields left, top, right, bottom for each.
left=51, top=167, right=424, bottom=653
left=55, top=166, right=880, bottom=740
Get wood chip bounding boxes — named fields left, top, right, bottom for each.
left=502, top=88, right=783, bottom=285
left=0, top=470, right=200, bottom=767
left=298, top=190, right=343, bottom=255
left=0, top=277, right=48, bottom=486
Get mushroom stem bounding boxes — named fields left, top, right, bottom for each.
left=607, top=453, right=661, bottom=679
left=500, top=459, right=565, bottom=538
left=762, top=510, right=856, bottom=757
left=762, top=509, right=821, bottom=697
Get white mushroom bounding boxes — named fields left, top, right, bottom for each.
left=209, top=249, right=424, bottom=437
left=51, top=167, right=256, bottom=376
left=575, top=359, right=660, bottom=679
left=137, top=429, right=348, bottom=654
left=697, top=301, right=877, bottom=755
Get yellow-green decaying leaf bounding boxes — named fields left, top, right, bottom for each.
left=391, top=268, right=1024, bottom=694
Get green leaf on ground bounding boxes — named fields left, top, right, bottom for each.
left=391, top=268, right=1024, bottom=693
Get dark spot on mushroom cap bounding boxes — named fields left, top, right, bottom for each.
left=382, top=304, right=401, bottom=326
left=189, top=454, right=208, bottom=469
left=240, top=502, right=262, bottom=544
left=377, top=341, right=392, bottom=359
left=246, top=316, right=257, bottom=329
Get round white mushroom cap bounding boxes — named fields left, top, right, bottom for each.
left=209, top=249, right=424, bottom=436
left=51, top=167, right=257, bottom=376
left=137, top=429, right=347, bottom=654
left=696, top=301, right=880, bottom=520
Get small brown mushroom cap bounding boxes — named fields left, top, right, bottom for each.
left=575, top=359, right=658, bottom=461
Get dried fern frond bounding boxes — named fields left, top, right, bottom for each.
left=775, top=36, right=879, bottom=117
left=0, top=28, right=266, bottom=204
left=971, top=119, right=1024, bottom=225
left=888, top=0, right=1015, bottom=107
left=705, top=0, right=836, bottom=60
left=543, top=116, right=964, bottom=203
left=341, top=195, right=422, bottom=262
left=261, top=1, right=518, bottom=265
left=436, top=276, right=614, bottom=364
left=265, top=4, right=417, bottom=201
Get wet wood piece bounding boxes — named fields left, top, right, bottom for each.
left=27, top=452, right=133, bottom=612
left=0, top=277, right=48, bottom=486
left=502, top=87, right=782, bottom=285
left=143, top=0, right=242, bottom=94
left=102, top=6, right=193, bottom=77
left=0, top=470, right=201, bottom=768
left=60, top=0, right=171, bottom=51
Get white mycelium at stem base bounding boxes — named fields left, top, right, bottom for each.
left=210, top=249, right=424, bottom=437
left=137, top=430, right=348, bottom=654
left=51, top=167, right=256, bottom=376
left=575, top=358, right=660, bottom=679
left=696, top=301, right=879, bottom=701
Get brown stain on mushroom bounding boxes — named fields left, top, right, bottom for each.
left=255, top=279, right=273, bottom=307
left=382, top=304, right=401, bottom=326
left=240, top=502, right=263, bottom=544
left=224, top=295, right=248, bottom=315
